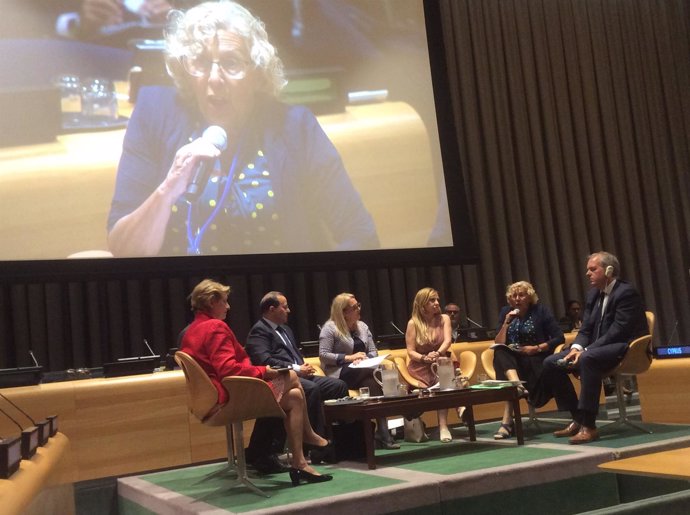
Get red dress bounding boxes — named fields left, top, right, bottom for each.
left=180, top=312, right=283, bottom=404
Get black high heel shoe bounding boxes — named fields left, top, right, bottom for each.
left=289, top=467, right=333, bottom=486
left=306, top=440, right=335, bottom=464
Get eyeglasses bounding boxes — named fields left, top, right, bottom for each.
left=345, top=302, right=362, bottom=312
left=182, top=54, right=250, bottom=80
left=446, top=310, right=459, bottom=315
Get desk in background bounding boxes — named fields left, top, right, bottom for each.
left=637, top=358, right=690, bottom=424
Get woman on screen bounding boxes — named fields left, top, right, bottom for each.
left=107, top=1, right=378, bottom=257
left=319, top=292, right=399, bottom=449
left=180, top=278, right=333, bottom=486
left=405, top=287, right=456, bottom=442
left=491, top=281, right=564, bottom=439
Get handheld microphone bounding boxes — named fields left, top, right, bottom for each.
left=390, top=321, right=405, bottom=335
left=465, top=315, right=484, bottom=329
left=182, top=125, right=228, bottom=203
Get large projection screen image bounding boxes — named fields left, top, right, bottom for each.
left=0, top=0, right=462, bottom=262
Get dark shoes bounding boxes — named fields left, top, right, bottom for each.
left=375, top=435, right=401, bottom=450
left=309, top=441, right=336, bottom=464
left=553, top=421, right=581, bottom=438
left=568, top=426, right=599, bottom=445
left=289, top=467, right=333, bottom=486
left=493, top=422, right=514, bottom=440
left=248, top=454, right=289, bottom=475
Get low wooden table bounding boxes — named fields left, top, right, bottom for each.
left=324, top=386, right=524, bottom=469
left=598, top=447, right=690, bottom=481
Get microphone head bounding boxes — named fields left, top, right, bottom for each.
left=202, top=125, right=228, bottom=151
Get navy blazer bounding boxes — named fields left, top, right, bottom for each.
left=573, top=280, right=647, bottom=351
left=245, top=318, right=304, bottom=368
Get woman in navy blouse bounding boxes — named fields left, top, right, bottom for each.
left=492, top=281, right=564, bottom=439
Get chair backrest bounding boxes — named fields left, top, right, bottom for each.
left=645, top=311, right=655, bottom=341
left=453, top=349, right=478, bottom=380
left=613, top=311, right=656, bottom=377
left=480, top=348, right=496, bottom=380
left=175, top=351, right=219, bottom=422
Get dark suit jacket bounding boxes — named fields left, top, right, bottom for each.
left=573, top=280, right=647, bottom=351
left=245, top=318, right=304, bottom=368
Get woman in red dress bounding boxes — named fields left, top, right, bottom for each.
left=180, top=279, right=332, bottom=486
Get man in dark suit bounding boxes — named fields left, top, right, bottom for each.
left=245, top=291, right=347, bottom=464
left=543, top=251, right=648, bottom=444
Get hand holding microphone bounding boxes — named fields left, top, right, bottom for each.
left=160, top=126, right=227, bottom=203
left=504, top=308, right=520, bottom=325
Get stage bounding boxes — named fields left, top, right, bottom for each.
left=117, top=421, right=690, bottom=515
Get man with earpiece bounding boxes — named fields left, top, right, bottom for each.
left=541, top=251, right=647, bottom=444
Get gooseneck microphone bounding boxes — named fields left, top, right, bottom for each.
left=183, top=125, right=228, bottom=203
left=390, top=321, right=405, bottom=335
left=465, top=315, right=484, bottom=329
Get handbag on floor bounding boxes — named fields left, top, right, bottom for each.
left=403, top=416, right=429, bottom=443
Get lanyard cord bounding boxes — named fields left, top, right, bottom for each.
left=186, top=150, right=241, bottom=255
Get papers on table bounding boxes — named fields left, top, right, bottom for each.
left=348, top=354, right=390, bottom=368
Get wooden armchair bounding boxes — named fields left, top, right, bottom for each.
left=175, top=351, right=285, bottom=497
left=600, top=311, right=655, bottom=434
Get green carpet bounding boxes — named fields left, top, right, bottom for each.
left=376, top=440, right=576, bottom=474
left=138, top=463, right=401, bottom=513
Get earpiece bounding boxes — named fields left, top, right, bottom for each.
left=605, top=265, right=614, bottom=278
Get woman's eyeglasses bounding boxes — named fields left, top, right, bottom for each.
left=345, top=302, right=362, bottom=312
left=182, top=54, right=249, bottom=80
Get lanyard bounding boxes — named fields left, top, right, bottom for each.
left=186, top=151, right=240, bottom=255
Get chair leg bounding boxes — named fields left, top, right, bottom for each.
left=600, top=376, right=652, bottom=434
left=193, top=424, right=238, bottom=485
left=228, top=422, right=271, bottom=497
left=521, top=402, right=569, bottom=431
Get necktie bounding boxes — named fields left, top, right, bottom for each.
left=594, top=292, right=605, bottom=340
left=276, top=326, right=303, bottom=364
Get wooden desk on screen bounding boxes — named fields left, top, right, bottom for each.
left=0, top=371, right=228, bottom=482
left=637, top=358, right=690, bottom=424
left=0, top=101, right=436, bottom=260
left=598, top=447, right=690, bottom=481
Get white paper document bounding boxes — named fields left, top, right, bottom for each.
left=348, top=354, right=390, bottom=369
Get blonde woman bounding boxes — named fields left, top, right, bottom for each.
left=319, top=292, right=399, bottom=449
left=492, top=281, right=564, bottom=439
left=405, top=287, right=455, bottom=442
left=180, top=279, right=332, bottom=485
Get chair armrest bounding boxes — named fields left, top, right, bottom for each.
left=480, top=348, right=496, bottom=380
left=393, top=356, right=422, bottom=388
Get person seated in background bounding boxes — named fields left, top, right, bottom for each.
left=405, top=287, right=457, bottom=442
left=444, top=302, right=468, bottom=342
left=491, top=281, right=564, bottom=440
left=55, top=0, right=173, bottom=46
left=107, top=1, right=378, bottom=257
left=246, top=291, right=347, bottom=466
left=543, top=252, right=647, bottom=444
left=179, top=278, right=333, bottom=485
left=319, top=292, right=399, bottom=449
left=559, top=299, right=583, bottom=332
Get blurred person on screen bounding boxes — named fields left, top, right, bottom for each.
left=55, top=0, right=173, bottom=46
left=107, top=1, right=378, bottom=257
